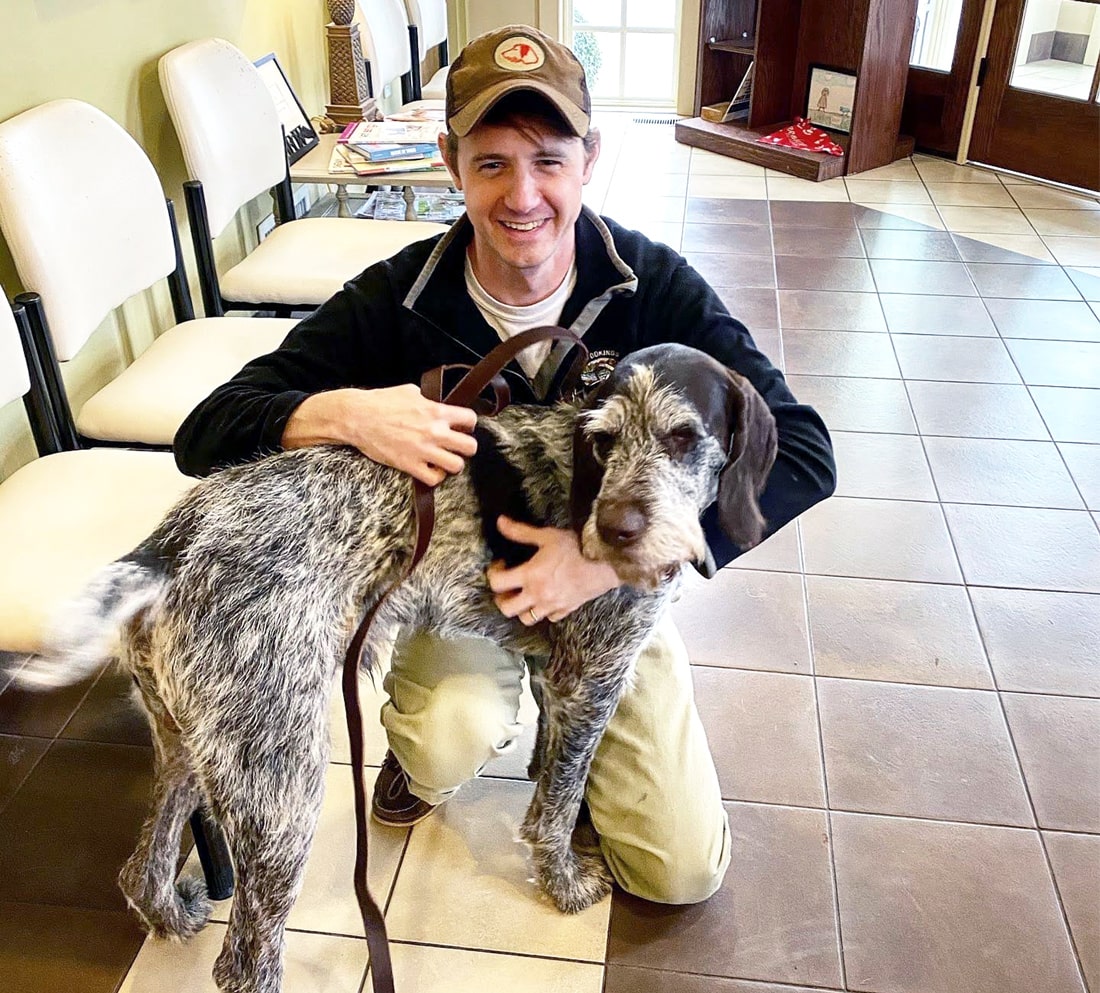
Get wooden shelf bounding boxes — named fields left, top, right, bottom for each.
left=708, top=38, right=755, bottom=55
left=675, top=116, right=847, bottom=181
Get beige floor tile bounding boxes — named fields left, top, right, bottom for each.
left=783, top=329, right=899, bottom=378
left=1025, top=209, right=1100, bottom=238
left=779, top=290, right=887, bottom=332
left=969, top=588, right=1100, bottom=697
left=967, top=261, right=1081, bottom=299
left=944, top=504, right=1100, bottom=592
left=607, top=802, right=842, bottom=988
left=845, top=158, right=921, bottom=182
left=725, top=519, right=803, bottom=573
left=608, top=169, right=688, bottom=198
left=926, top=182, right=1017, bottom=208
left=1006, top=339, right=1100, bottom=388
left=832, top=813, right=1086, bottom=993
left=1007, top=184, right=1100, bottom=210
left=118, top=925, right=368, bottom=993
left=1044, top=830, right=1100, bottom=992
left=687, top=175, right=769, bottom=199
left=389, top=942, right=604, bottom=992
left=851, top=202, right=946, bottom=228
left=819, top=679, right=1031, bottom=824
left=807, top=576, right=992, bottom=688
left=892, top=334, right=1021, bottom=384
left=1002, top=693, right=1100, bottom=832
left=385, top=777, right=610, bottom=959
left=984, top=298, right=1100, bottom=342
left=843, top=180, right=931, bottom=205
left=690, top=147, right=766, bottom=176
left=632, top=220, right=682, bottom=249
left=878, top=293, right=998, bottom=336
left=800, top=496, right=962, bottom=584
left=830, top=431, right=937, bottom=501
left=913, top=156, right=1002, bottom=184
left=936, top=206, right=1034, bottom=234
left=766, top=176, right=850, bottom=202
left=693, top=666, right=825, bottom=806
left=1030, top=386, right=1100, bottom=443
left=951, top=231, right=1057, bottom=263
left=870, top=258, right=978, bottom=296
left=924, top=437, right=1083, bottom=509
left=1044, top=237, right=1100, bottom=268
left=672, top=567, right=811, bottom=673
left=785, top=374, right=917, bottom=433
left=861, top=227, right=961, bottom=261
left=905, top=381, right=1050, bottom=440
left=1059, top=442, right=1100, bottom=509
left=601, top=194, right=688, bottom=224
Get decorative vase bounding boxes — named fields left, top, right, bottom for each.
left=327, top=0, right=356, bottom=26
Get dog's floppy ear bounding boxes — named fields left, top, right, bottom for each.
left=570, top=413, right=605, bottom=534
left=716, top=371, right=778, bottom=550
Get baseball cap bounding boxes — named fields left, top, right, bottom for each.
left=445, top=25, right=591, bottom=138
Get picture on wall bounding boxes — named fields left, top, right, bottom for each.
left=806, top=65, right=858, bottom=134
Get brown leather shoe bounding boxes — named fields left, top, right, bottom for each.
left=371, top=750, right=439, bottom=827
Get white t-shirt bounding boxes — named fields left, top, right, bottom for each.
left=464, top=255, right=578, bottom=378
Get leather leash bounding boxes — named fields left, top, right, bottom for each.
left=342, top=326, right=588, bottom=993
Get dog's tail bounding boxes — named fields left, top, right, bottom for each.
left=14, top=554, right=168, bottom=690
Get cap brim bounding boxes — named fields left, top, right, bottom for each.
left=449, top=78, right=590, bottom=138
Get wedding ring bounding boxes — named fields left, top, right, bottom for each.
left=527, top=608, right=540, bottom=624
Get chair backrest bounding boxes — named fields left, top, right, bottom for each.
left=159, top=38, right=287, bottom=238
left=403, top=0, right=448, bottom=60
left=356, top=0, right=414, bottom=97
left=0, top=99, right=176, bottom=362
left=0, top=299, right=30, bottom=409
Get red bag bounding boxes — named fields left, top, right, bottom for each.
left=758, top=117, right=844, bottom=156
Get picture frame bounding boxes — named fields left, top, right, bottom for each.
left=253, top=52, right=320, bottom=164
left=806, top=65, right=858, bottom=134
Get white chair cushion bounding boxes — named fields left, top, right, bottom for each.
left=404, top=0, right=448, bottom=56
left=421, top=65, right=449, bottom=102
left=356, top=0, right=414, bottom=96
left=0, top=100, right=176, bottom=361
left=0, top=302, right=30, bottom=408
left=0, top=449, right=195, bottom=654
left=76, top=317, right=297, bottom=445
left=219, top=218, right=448, bottom=307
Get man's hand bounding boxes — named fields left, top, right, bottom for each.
left=282, top=385, right=477, bottom=486
left=487, top=515, right=621, bottom=625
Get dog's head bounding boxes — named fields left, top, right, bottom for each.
left=570, top=343, right=777, bottom=589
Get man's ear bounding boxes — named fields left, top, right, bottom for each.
left=581, top=129, right=600, bottom=184
left=715, top=370, right=778, bottom=550
left=438, top=133, right=462, bottom=189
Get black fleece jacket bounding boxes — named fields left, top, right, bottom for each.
left=174, top=208, right=835, bottom=568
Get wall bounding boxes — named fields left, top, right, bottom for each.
left=0, top=0, right=331, bottom=479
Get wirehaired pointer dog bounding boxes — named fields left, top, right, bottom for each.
left=27, top=343, right=777, bottom=993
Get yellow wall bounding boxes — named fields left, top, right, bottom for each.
left=0, top=0, right=331, bottom=478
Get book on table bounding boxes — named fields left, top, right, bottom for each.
left=339, top=119, right=445, bottom=145
left=342, top=141, right=440, bottom=162
left=329, top=144, right=446, bottom=177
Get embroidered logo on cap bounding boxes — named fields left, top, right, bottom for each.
left=494, top=36, right=545, bottom=71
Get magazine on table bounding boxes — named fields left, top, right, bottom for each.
left=329, top=144, right=446, bottom=177
left=338, top=119, right=445, bottom=145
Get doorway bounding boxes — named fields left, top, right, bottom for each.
left=968, top=0, right=1100, bottom=190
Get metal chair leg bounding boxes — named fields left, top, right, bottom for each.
left=189, top=808, right=234, bottom=901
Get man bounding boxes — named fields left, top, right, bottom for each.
left=175, top=25, right=835, bottom=906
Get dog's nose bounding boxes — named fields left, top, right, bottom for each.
left=597, top=503, right=648, bottom=547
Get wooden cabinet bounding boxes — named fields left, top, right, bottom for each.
left=677, top=0, right=918, bottom=180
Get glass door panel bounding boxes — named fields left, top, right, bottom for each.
left=1009, top=0, right=1100, bottom=100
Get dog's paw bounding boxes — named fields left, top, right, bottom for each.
left=169, top=875, right=214, bottom=940
left=538, top=848, right=613, bottom=914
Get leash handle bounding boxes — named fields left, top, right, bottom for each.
left=343, top=325, right=587, bottom=993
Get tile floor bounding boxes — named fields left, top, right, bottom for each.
left=1, top=115, right=1099, bottom=992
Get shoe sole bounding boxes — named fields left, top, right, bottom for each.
left=370, top=804, right=439, bottom=828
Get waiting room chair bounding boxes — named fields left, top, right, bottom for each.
left=355, top=0, right=447, bottom=112
left=0, top=99, right=298, bottom=448
left=158, top=37, right=447, bottom=317
left=402, top=0, right=450, bottom=101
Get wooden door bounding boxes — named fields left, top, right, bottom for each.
left=969, top=0, right=1100, bottom=190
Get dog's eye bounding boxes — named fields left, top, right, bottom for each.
left=661, top=427, right=699, bottom=460
left=588, top=430, right=615, bottom=464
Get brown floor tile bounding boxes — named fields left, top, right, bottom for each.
left=870, top=259, right=978, bottom=296
left=853, top=205, right=940, bottom=231
left=770, top=200, right=858, bottom=228
left=923, top=437, right=1084, bottom=508
left=772, top=226, right=865, bottom=258
left=0, top=739, right=153, bottom=911
left=784, top=375, right=917, bottom=434
left=60, top=667, right=151, bottom=746
left=970, top=588, right=1100, bottom=697
left=905, top=381, right=1050, bottom=439
left=0, top=734, right=49, bottom=812
left=782, top=330, right=898, bottom=377
left=983, top=298, right=1100, bottom=341
left=693, top=667, right=824, bottom=806
left=800, top=497, right=962, bottom=584
left=832, top=813, right=1086, bottom=993
left=778, top=290, right=887, bottom=332
left=685, top=197, right=771, bottom=225
left=775, top=255, right=875, bottom=293
left=672, top=569, right=811, bottom=673
left=1030, top=386, right=1100, bottom=443
left=943, top=504, right=1100, bottom=592
left=966, top=262, right=1082, bottom=300
left=608, top=802, right=842, bottom=988
left=1005, top=339, right=1100, bottom=388
left=807, top=576, right=991, bottom=688
left=682, top=222, right=773, bottom=256
left=0, top=661, right=103, bottom=738
left=1059, top=443, right=1100, bottom=510
left=818, top=679, right=1031, bottom=824
left=862, top=228, right=962, bottom=261
left=829, top=431, right=936, bottom=501
left=951, top=233, right=1056, bottom=265
left=1044, top=830, right=1100, bottom=991
left=1002, top=693, right=1100, bottom=832
left=892, top=334, right=1021, bottom=384
left=0, top=901, right=145, bottom=993
left=878, top=292, right=998, bottom=336
left=604, top=967, right=843, bottom=993
left=687, top=253, right=776, bottom=288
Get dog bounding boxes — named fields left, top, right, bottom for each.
left=24, top=342, right=777, bottom=993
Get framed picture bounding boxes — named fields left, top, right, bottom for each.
left=806, top=65, right=858, bottom=134
left=254, top=53, right=320, bottom=164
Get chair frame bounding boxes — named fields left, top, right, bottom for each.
left=402, top=27, right=448, bottom=103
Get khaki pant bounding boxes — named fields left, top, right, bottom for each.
left=380, top=614, right=731, bottom=905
